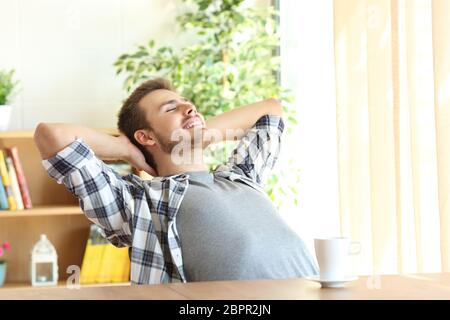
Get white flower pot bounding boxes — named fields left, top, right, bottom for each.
left=0, top=105, right=12, bottom=131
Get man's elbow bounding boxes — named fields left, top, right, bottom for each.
left=33, top=123, right=62, bottom=159
left=34, top=123, right=50, bottom=146
left=265, top=98, right=283, bottom=117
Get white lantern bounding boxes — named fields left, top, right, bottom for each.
left=31, top=234, right=58, bottom=286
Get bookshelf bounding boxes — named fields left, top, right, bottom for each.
left=0, top=129, right=118, bottom=288
left=0, top=205, right=83, bottom=218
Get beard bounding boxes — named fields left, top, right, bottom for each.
left=155, top=127, right=206, bottom=154
left=154, top=132, right=179, bottom=154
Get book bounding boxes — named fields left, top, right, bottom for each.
left=80, top=224, right=131, bottom=284
left=120, top=251, right=131, bottom=282
left=80, top=240, right=107, bottom=284
left=6, top=147, right=32, bottom=209
left=0, top=177, right=8, bottom=209
left=5, top=156, right=24, bottom=210
left=95, top=244, right=117, bottom=283
left=96, top=243, right=130, bottom=283
left=80, top=225, right=107, bottom=284
left=0, top=150, right=16, bottom=210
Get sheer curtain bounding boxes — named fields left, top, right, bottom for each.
left=280, top=0, right=449, bottom=275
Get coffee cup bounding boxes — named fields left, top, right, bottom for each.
left=314, top=237, right=361, bottom=281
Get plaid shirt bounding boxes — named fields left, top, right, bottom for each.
left=42, top=115, right=284, bottom=284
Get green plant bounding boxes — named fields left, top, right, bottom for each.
left=0, top=69, right=18, bottom=106
left=114, top=0, right=300, bottom=209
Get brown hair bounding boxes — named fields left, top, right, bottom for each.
left=117, top=78, right=174, bottom=170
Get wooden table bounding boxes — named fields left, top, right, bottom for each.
left=0, top=273, right=449, bottom=300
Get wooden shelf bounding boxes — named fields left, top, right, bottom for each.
left=0, top=128, right=119, bottom=139
left=0, top=205, right=83, bottom=218
left=0, top=131, right=35, bottom=139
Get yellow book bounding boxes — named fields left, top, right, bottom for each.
left=80, top=240, right=106, bottom=284
left=110, top=247, right=130, bottom=283
left=81, top=224, right=130, bottom=284
left=0, top=150, right=16, bottom=210
left=96, top=244, right=117, bottom=283
left=80, top=239, right=95, bottom=284
left=5, top=157, right=24, bottom=210
left=122, top=256, right=131, bottom=282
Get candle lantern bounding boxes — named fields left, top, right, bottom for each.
left=31, top=234, right=58, bottom=286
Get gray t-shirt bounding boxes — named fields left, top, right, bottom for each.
left=175, top=170, right=319, bottom=282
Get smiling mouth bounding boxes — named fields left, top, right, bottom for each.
left=182, top=117, right=204, bottom=129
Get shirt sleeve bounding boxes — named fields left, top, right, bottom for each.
left=225, top=115, right=284, bottom=187
left=42, top=138, right=140, bottom=247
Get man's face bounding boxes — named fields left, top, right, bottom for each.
left=139, top=89, right=206, bottom=153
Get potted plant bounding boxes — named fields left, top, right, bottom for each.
left=0, top=241, right=11, bottom=287
left=0, top=69, right=19, bottom=131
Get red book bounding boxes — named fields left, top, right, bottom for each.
left=6, top=147, right=32, bottom=209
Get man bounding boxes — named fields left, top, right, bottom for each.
left=34, top=78, right=318, bottom=285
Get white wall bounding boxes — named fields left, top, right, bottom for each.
left=0, top=0, right=267, bottom=130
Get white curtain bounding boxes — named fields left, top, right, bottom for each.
left=280, top=0, right=449, bottom=275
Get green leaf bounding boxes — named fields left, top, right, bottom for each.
left=0, top=68, right=18, bottom=105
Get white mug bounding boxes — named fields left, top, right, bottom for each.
left=314, top=237, right=361, bottom=281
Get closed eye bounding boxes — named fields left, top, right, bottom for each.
left=163, top=98, right=191, bottom=112
left=165, top=102, right=177, bottom=112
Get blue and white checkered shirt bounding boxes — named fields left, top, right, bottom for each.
left=42, top=115, right=284, bottom=284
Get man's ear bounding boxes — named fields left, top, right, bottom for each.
left=134, top=129, right=157, bottom=147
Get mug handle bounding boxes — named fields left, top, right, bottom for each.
left=348, top=241, right=361, bottom=255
